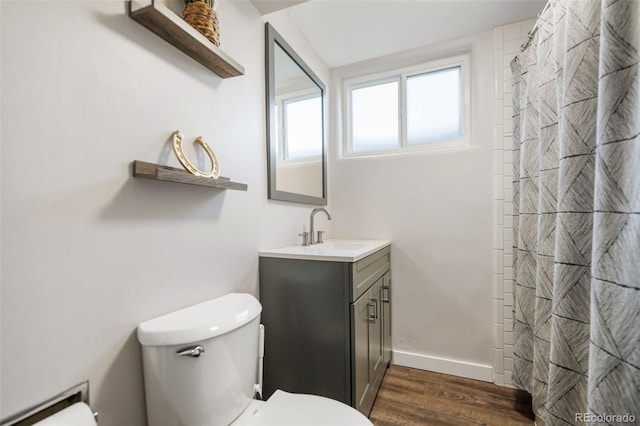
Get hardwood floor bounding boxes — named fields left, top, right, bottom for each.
left=369, top=365, right=535, bottom=426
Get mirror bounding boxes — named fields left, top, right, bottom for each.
left=265, top=23, right=327, bottom=205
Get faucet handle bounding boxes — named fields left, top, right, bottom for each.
left=298, top=232, right=309, bottom=246
left=316, top=231, right=325, bottom=244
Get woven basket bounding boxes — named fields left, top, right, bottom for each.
left=183, top=2, right=220, bottom=46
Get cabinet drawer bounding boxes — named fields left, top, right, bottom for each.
left=351, top=246, right=390, bottom=301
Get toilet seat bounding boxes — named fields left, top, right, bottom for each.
left=232, top=390, right=372, bottom=426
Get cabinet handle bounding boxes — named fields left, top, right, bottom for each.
left=373, top=299, right=379, bottom=320
left=382, top=286, right=390, bottom=303
left=367, top=303, right=376, bottom=322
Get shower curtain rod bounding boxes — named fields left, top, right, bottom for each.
left=512, top=0, right=551, bottom=63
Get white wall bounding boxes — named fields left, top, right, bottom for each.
left=0, top=2, right=328, bottom=424
left=329, top=31, right=496, bottom=381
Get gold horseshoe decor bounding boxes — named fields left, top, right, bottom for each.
left=172, top=131, right=220, bottom=179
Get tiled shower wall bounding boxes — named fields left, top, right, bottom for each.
left=492, top=18, right=536, bottom=387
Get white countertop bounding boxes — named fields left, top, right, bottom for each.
left=259, top=239, right=391, bottom=262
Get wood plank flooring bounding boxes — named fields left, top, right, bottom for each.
left=369, top=365, right=535, bottom=426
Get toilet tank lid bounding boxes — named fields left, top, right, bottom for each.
left=137, top=293, right=262, bottom=346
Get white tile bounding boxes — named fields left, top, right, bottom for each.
left=503, top=23, right=521, bottom=41
left=494, top=349, right=505, bottom=372
left=494, top=48, right=504, bottom=75
left=504, top=243, right=513, bottom=255
left=494, top=99, right=504, bottom=125
left=505, top=103, right=514, bottom=118
left=504, top=343, right=514, bottom=359
left=494, top=27, right=504, bottom=46
left=494, top=225, right=504, bottom=249
left=494, top=152, right=504, bottom=173
left=504, top=278, right=513, bottom=294
left=495, top=299, right=504, bottom=324
left=494, top=175, right=504, bottom=199
left=494, top=150, right=504, bottom=171
left=494, top=249, right=504, bottom=270
left=504, top=150, right=513, bottom=164
left=504, top=63, right=518, bottom=83
left=504, top=254, right=513, bottom=271
left=504, top=162, right=513, bottom=177
left=504, top=202, right=514, bottom=215
left=503, top=105, right=512, bottom=121
left=504, top=266, right=514, bottom=280
left=505, top=357, right=513, bottom=372
left=494, top=124, right=504, bottom=141
left=495, top=66, right=504, bottom=93
left=504, top=292, right=514, bottom=306
left=504, top=93, right=513, bottom=108
left=504, top=39, right=523, bottom=54
left=505, top=371, right=513, bottom=385
left=494, top=373, right=505, bottom=386
left=503, top=175, right=513, bottom=190
left=494, top=200, right=504, bottom=223
left=504, top=136, right=514, bottom=150
left=504, top=331, right=513, bottom=346
left=504, top=66, right=513, bottom=83
left=495, top=324, right=504, bottom=347
left=494, top=274, right=504, bottom=298
left=494, top=72, right=504, bottom=100
left=504, top=214, right=514, bottom=228
left=504, top=318, right=513, bottom=333
left=505, top=188, right=513, bottom=202
left=504, top=75, right=513, bottom=88
left=504, top=226, right=514, bottom=241
left=504, top=305, right=513, bottom=320
left=504, top=118, right=513, bottom=132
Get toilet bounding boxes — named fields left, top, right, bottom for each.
left=137, top=293, right=372, bottom=426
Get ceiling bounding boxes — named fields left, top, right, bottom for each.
left=260, top=0, right=546, bottom=68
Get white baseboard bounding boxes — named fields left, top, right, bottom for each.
left=393, top=350, right=494, bottom=382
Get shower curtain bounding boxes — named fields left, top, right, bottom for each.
left=511, top=0, right=639, bottom=424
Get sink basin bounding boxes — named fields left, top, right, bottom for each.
left=259, top=239, right=391, bottom=262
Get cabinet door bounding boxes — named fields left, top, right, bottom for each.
left=382, top=271, right=392, bottom=365
left=369, top=280, right=384, bottom=392
left=352, top=278, right=383, bottom=416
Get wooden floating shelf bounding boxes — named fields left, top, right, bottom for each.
left=133, top=161, right=248, bottom=191
left=129, top=1, right=244, bottom=78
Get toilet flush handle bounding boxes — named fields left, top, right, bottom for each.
left=176, top=345, right=205, bottom=357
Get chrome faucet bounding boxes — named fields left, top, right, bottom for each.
left=309, top=207, right=331, bottom=245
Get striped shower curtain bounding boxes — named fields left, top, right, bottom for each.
left=511, top=0, right=639, bottom=424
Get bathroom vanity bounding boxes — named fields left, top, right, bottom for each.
left=259, top=240, right=391, bottom=416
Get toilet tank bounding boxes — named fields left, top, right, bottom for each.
left=137, top=293, right=262, bottom=426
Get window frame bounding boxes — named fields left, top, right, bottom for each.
left=276, top=87, right=323, bottom=164
left=343, top=54, right=471, bottom=157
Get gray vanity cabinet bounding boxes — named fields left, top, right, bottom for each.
left=259, top=246, right=391, bottom=416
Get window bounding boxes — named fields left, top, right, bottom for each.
left=275, top=91, right=323, bottom=162
left=282, top=95, right=322, bottom=159
left=351, top=80, right=399, bottom=152
left=344, top=55, right=470, bottom=156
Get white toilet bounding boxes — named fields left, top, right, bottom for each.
left=137, top=293, right=372, bottom=426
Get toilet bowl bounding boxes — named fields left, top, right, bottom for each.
left=137, top=293, right=372, bottom=426
left=233, top=390, right=370, bottom=425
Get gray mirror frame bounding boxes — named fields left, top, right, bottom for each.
left=265, top=23, right=327, bottom=205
